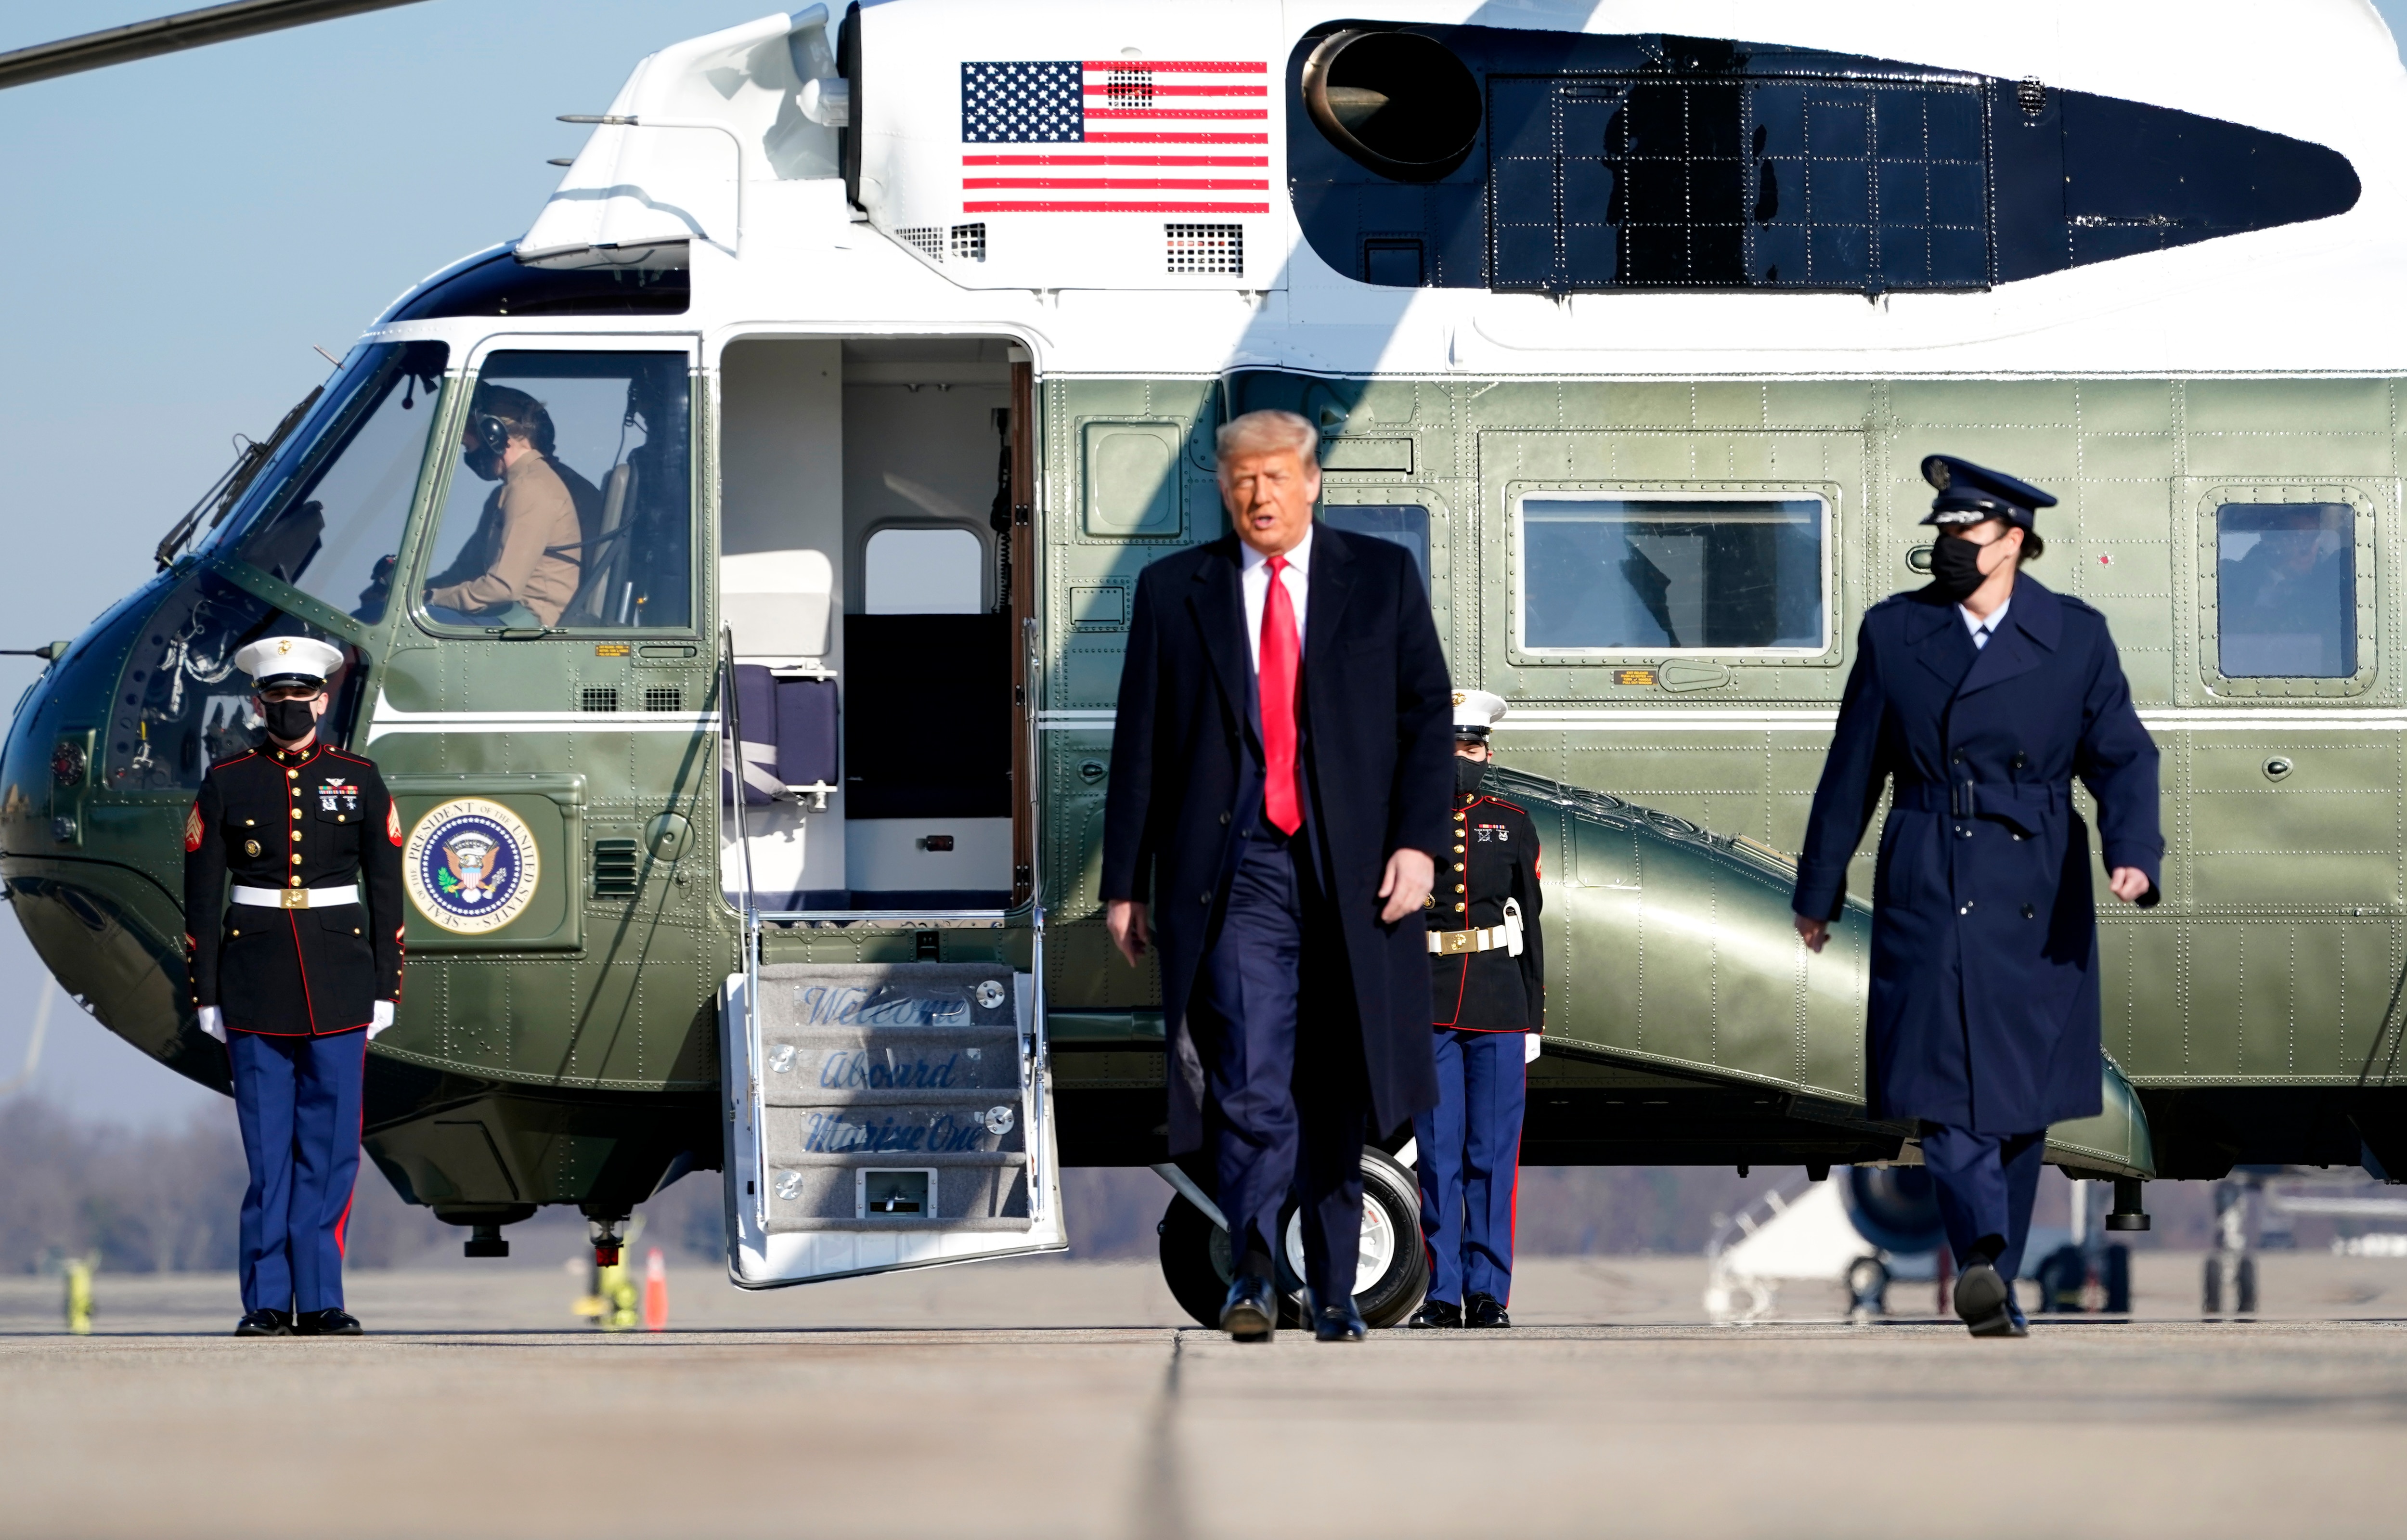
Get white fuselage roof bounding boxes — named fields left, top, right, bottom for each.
left=365, top=0, right=2407, bottom=381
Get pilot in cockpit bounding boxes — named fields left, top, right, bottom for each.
left=422, top=385, right=601, bottom=628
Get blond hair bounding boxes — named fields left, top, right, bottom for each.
left=1215, top=408, right=1318, bottom=467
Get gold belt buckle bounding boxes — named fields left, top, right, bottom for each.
left=280, top=888, right=307, bottom=910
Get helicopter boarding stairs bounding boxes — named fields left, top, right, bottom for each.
left=715, top=634, right=1064, bottom=1288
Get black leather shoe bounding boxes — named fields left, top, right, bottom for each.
left=1406, top=1298, right=1462, bottom=1329
left=234, top=1309, right=292, bottom=1337
left=1313, top=1300, right=1368, bottom=1342
left=292, top=1308, right=363, bottom=1337
left=1953, top=1262, right=2022, bottom=1338
left=1219, top=1275, right=1278, bottom=1342
left=1465, top=1293, right=1512, bottom=1329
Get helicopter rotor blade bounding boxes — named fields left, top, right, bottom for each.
left=0, top=0, right=429, bottom=91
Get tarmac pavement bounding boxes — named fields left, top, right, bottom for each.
left=2, top=1253, right=2404, bottom=1538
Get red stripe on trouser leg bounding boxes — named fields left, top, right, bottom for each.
left=335, top=1043, right=366, bottom=1258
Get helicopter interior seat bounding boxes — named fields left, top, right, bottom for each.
left=719, top=548, right=840, bottom=907
left=562, top=461, right=634, bottom=626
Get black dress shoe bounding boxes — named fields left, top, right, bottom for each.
left=1313, top=1300, right=1368, bottom=1342
left=1465, top=1293, right=1512, bottom=1329
left=1219, top=1275, right=1278, bottom=1342
left=234, top=1309, right=292, bottom=1337
left=1406, top=1298, right=1462, bottom=1329
left=292, top=1308, right=363, bottom=1337
left=1953, top=1262, right=2022, bottom=1338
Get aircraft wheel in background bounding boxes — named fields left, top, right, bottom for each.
left=1277, top=1147, right=1429, bottom=1329
left=1845, top=1255, right=1890, bottom=1319
left=2103, top=1243, right=2132, bottom=1314
left=1154, top=1149, right=1429, bottom=1330
left=1157, top=1189, right=1236, bottom=1329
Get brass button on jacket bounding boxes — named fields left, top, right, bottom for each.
left=182, top=741, right=406, bottom=1037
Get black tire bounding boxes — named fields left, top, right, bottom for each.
left=1157, top=1190, right=1236, bottom=1329
left=2103, top=1243, right=2133, bottom=1314
left=2033, top=1243, right=2087, bottom=1313
left=2237, top=1254, right=2259, bottom=1316
left=1154, top=1148, right=1430, bottom=1330
left=1281, top=1147, right=1427, bottom=1329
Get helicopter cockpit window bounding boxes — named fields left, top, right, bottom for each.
left=419, top=351, right=692, bottom=632
left=104, top=572, right=364, bottom=792
left=2216, top=503, right=2356, bottom=679
left=227, top=341, right=448, bottom=625
left=1516, top=495, right=1825, bottom=654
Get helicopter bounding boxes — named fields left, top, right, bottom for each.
left=3, top=0, right=2404, bottom=1325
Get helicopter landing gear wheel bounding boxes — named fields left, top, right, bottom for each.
left=1155, top=1148, right=1430, bottom=1330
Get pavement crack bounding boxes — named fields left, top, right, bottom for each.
left=1131, top=1329, right=1191, bottom=1540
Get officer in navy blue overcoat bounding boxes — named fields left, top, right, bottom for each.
left=1792, top=456, right=2162, bottom=1338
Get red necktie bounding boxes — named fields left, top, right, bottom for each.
left=1260, top=554, right=1302, bottom=835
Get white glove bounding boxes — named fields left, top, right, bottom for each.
left=197, top=1006, right=226, bottom=1043
left=1525, top=1033, right=1542, bottom=1064
left=369, top=1000, right=395, bottom=1040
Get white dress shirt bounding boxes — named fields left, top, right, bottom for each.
left=1240, top=526, right=1312, bottom=670
left=1960, top=595, right=2011, bottom=650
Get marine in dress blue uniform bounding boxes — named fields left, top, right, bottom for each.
left=1407, top=690, right=1544, bottom=1331
left=1792, top=457, right=2162, bottom=1338
left=184, top=636, right=406, bottom=1338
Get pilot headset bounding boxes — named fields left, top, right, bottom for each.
left=465, top=411, right=517, bottom=481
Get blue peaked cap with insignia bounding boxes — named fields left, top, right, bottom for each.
left=1919, top=454, right=2058, bottom=531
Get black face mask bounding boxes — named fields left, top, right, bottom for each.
left=1928, top=533, right=1994, bottom=604
left=1454, top=755, right=1488, bottom=795
left=262, top=698, right=319, bottom=742
left=461, top=442, right=505, bottom=482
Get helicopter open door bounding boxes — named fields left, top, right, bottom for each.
left=713, top=335, right=1061, bottom=1284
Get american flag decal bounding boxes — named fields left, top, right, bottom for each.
left=959, top=59, right=1269, bottom=214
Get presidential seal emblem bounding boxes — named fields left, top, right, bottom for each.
left=402, top=798, right=539, bottom=934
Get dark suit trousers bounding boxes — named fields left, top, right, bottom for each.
left=1922, top=1123, right=2047, bottom=1283
left=1197, top=824, right=1369, bottom=1308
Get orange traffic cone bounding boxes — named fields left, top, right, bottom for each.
left=642, top=1246, right=670, bottom=1332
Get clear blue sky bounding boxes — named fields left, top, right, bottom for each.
left=0, top=0, right=766, bottom=1120
left=0, top=0, right=2404, bottom=1120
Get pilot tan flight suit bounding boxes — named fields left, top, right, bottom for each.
left=424, top=453, right=594, bottom=626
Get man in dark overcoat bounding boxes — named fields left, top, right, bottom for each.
left=1792, top=456, right=2161, bottom=1338
left=1102, top=408, right=1453, bottom=1342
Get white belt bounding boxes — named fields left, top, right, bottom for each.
left=1427, top=898, right=1525, bottom=957
left=1429, top=925, right=1511, bottom=956
left=232, top=883, right=359, bottom=910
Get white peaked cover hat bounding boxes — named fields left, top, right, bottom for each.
left=233, top=635, right=344, bottom=687
left=1452, top=688, right=1508, bottom=735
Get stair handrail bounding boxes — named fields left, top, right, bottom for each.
left=721, top=633, right=772, bottom=1232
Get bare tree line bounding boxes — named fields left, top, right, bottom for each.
left=6, top=1094, right=2198, bottom=1273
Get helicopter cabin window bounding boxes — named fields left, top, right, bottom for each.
left=864, top=528, right=984, bottom=613
left=1323, top=505, right=1431, bottom=594
left=224, top=341, right=448, bottom=623
left=104, top=574, right=365, bottom=791
left=1516, top=495, right=1825, bottom=654
left=419, top=350, right=692, bottom=632
left=2215, top=503, right=2355, bottom=678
